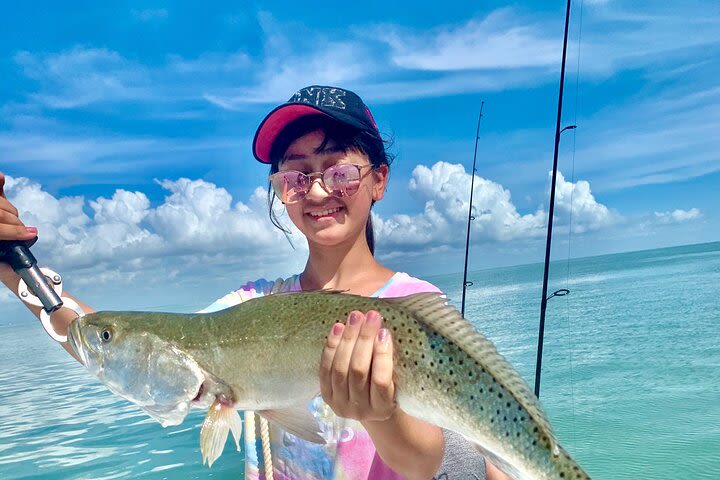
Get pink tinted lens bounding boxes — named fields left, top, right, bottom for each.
left=324, top=164, right=362, bottom=197
left=271, top=171, right=309, bottom=203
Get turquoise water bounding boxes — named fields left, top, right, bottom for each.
left=1, top=242, right=718, bottom=479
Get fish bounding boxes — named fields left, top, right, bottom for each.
left=66, top=291, right=590, bottom=479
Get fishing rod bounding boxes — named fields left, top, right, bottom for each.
left=534, top=0, right=574, bottom=398
left=460, top=102, right=484, bottom=316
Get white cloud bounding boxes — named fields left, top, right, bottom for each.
left=376, top=9, right=559, bottom=72
left=653, top=208, right=702, bottom=225
left=553, top=171, right=614, bottom=233
left=14, top=48, right=152, bottom=109
left=374, top=162, right=613, bottom=250
left=3, top=176, right=291, bottom=274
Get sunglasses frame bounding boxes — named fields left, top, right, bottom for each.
left=269, top=163, right=374, bottom=204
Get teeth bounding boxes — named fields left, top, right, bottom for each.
left=309, top=207, right=341, bottom=217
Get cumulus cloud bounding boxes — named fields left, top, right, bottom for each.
left=3, top=175, right=293, bottom=275
left=553, top=171, right=614, bottom=233
left=653, top=208, right=702, bottom=225
left=374, top=161, right=613, bottom=250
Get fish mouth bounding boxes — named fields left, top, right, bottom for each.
left=192, top=382, right=204, bottom=402
left=67, top=320, right=88, bottom=367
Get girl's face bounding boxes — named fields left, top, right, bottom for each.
left=278, top=129, right=388, bottom=249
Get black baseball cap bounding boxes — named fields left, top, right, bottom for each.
left=253, top=85, right=380, bottom=164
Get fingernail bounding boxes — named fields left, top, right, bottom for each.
left=25, top=226, right=38, bottom=234
left=378, top=328, right=390, bottom=343
left=332, top=323, right=344, bottom=336
left=366, top=311, right=381, bottom=325
left=349, top=311, right=361, bottom=326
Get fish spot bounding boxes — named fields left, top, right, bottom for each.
left=498, top=392, right=503, bottom=399
left=398, top=339, right=403, bottom=344
left=430, top=362, right=435, bottom=367
left=505, top=432, right=509, bottom=437
left=449, top=370, right=453, bottom=376
left=560, top=474, right=565, bottom=478
left=459, top=360, right=464, bottom=365
left=507, top=402, right=511, bottom=408
left=470, top=395, right=475, bottom=400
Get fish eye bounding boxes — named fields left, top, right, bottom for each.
left=100, top=329, right=113, bottom=343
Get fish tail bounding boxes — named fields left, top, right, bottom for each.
left=200, top=399, right=242, bottom=467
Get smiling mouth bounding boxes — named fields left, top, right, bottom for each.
left=307, top=207, right=342, bottom=218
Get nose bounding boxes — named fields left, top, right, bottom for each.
left=304, top=177, right=330, bottom=200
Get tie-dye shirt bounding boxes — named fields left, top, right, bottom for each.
left=200, top=272, right=442, bottom=480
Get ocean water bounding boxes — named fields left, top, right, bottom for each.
left=1, top=242, right=718, bottom=479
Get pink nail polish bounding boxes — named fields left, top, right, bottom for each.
left=332, top=323, right=344, bottom=336
left=349, top=312, right=361, bottom=326
left=25, top=226, right=38, bottom=234
left=378, top=328, right=389, bottom=343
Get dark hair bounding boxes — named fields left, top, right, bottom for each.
left=267, top=114, right=393, bottom=254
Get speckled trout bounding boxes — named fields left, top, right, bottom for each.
left=66, top=291, right=589, bottom=479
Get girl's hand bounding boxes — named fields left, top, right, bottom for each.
left=319, top=310, right=396, bottom=421
left=0, top=172, right=37, bottom=241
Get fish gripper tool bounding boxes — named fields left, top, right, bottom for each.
left=0, top=238, right=84, bottom=343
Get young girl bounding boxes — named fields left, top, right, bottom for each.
left=0, top=85, right=507, bottom=480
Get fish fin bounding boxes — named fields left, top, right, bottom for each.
left=259, top=406, right=326, bottom=444
left=200, top=400, right=242, bottom=467
left=383, top=293, right=558, bottom=447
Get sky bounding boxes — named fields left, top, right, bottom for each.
left=1, top=0, right=718, bottom=312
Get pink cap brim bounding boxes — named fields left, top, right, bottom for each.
left=253, top=104, right=333, bottom=164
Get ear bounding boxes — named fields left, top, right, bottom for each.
left=371, top=164, right=389, bottom=201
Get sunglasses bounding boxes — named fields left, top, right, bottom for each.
left=269, top=163, right=373, bottom=204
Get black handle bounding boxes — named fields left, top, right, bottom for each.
left=0, top=237, right=39, bottom=269
left=0, top=237, right=63, bottom=313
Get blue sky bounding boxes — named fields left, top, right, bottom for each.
left=1, top=0, right=718, bottom=310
